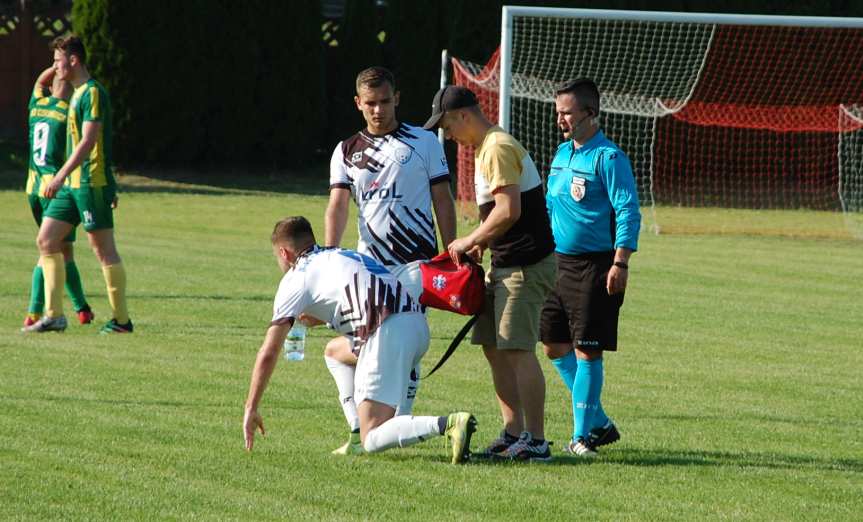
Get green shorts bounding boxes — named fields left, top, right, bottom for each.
left=471, top=253, right=557, bottom=350
left=43, top=184, right=116, bottom=232
left=28, top=193, right=76, bottom=242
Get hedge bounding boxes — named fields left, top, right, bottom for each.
left=72, top=0, right=324, bottom=167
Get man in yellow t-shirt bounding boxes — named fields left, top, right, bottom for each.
left=424, top=86, right=556, bottom=462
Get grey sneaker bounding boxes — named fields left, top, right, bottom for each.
left=498, top=432, right=552, bottom=462
left=473, top=430, right=519, bottom=460
left=21, top=315, right=67, bottom=333
left=564, top=437, right=598, bottom=457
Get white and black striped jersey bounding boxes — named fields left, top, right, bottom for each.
left=271, top=246, right=423, bottom=351
left=329, top=122, right=450, bottom=266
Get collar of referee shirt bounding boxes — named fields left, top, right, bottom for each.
left=423, top=85, right=478, bottom=130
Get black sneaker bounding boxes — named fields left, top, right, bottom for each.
left=498, top=432, right=553, bottom=462
left=587, top=421, right=620, bottom=449
left=473, top=430, right=519, bottom=459
left=100, top=318, right=134, bottom=334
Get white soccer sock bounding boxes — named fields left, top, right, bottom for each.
left=363, top=416, right=442, bottom=453
left=325, top=356, right=360, bottom=431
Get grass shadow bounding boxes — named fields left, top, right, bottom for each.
left=0, top=393, right=326, bottom=415
left=0, top=292, right=271, bottom=302
left=0, top=138, right=331, bottom=196
left=650, top=412, right=862, bottom=429
left=0, top=393, right=229, bottom=410
left=116, top=166, right=330, bottom=197
left=600, top=448, right=863, bottom=474
left=460, top=447, right=861, bottom=474
left=133, top=293, right=271, bottom=302
left=319, top=448, right=862, bottom=473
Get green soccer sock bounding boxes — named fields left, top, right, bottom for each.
left=64, top=260, right=88, bottom=311
left=28, top=265, right=45, bottom=314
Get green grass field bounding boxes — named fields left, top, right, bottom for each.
left=1, top=172, right=861, bottom=521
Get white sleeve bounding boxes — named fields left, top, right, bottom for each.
left=425, top=133, right=450, bottom=183
left=329, top=142, right=351, bottom=188
left=271, top=272, right=310, bottom=325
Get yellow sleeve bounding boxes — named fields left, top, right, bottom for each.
left=479, top=141, right=523, bottom=193
left=83, top=86, right=102, bottom=121
left=30, top=86, right=48, bottom=109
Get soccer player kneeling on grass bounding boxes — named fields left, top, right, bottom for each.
left=243, top=217, right=476, bottom=463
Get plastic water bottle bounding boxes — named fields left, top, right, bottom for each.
left=284, top=323, right=306, bottom=361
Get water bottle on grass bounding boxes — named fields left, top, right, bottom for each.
left=284, top=323, right=306, bottom=361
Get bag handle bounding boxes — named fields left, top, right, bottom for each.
left=423, top=314, right=478, bottom=378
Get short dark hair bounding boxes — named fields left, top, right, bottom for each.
left=356, top=66, right=396, bottom=92
left=52, top=34, right=86, bottom=65
left=555, top=78, right=600, bottom=115
left=271, top=216, right=315, bottom=246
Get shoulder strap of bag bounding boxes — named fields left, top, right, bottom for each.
left=423, top=314, right=479, bottom=378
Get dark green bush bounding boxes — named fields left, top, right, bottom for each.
left=72, top=0, right=324, bottom=168
left=69, top=0, right=863, bottom=167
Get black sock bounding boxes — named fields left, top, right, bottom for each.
left=504, top=431, right=519, bottom=443
left=437, top=416, right=448, bottom=435
left=532, top=437, right=545, bottom=446
left=351, top=428, right=360, bottom=434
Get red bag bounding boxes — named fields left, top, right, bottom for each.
left=419, top=253, right=485, bottom=315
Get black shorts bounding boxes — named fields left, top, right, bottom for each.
left=540, top=251, right=624, bottom=351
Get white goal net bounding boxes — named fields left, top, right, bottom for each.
left=452, top=8, right=863, bottom=238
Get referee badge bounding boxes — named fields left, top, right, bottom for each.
left=571, top=177, right=586, bottom=201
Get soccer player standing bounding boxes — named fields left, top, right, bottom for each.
left=323, top=67, right=456, bottom=454
left=22, top=66, right=93, bottom=329
left=542, top=79, right=641, bottom=456
left=425, top=86, right=556, bottom=462
left=243, top=217, right=475, bottom=463
left=24, top=35, right=132, bottom=334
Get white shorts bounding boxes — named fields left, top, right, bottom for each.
left=389, top=261, right=423, bottom=302
left=354, top=311, right=430, bottom=409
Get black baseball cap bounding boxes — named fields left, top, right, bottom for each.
left=422, top=86, right=479, bottom=130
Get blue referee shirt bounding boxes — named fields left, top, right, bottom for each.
left=546, top=131, right=641, bottom=255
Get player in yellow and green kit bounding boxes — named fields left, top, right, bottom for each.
left=22, top=66, right=93, bottom=329
left=24, top=35, right=132, bottom=334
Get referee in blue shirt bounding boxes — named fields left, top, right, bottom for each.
left=541, top=79, right=641, bottom=457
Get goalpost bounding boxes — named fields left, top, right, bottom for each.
left=452, top=7, right=863, bottom=238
